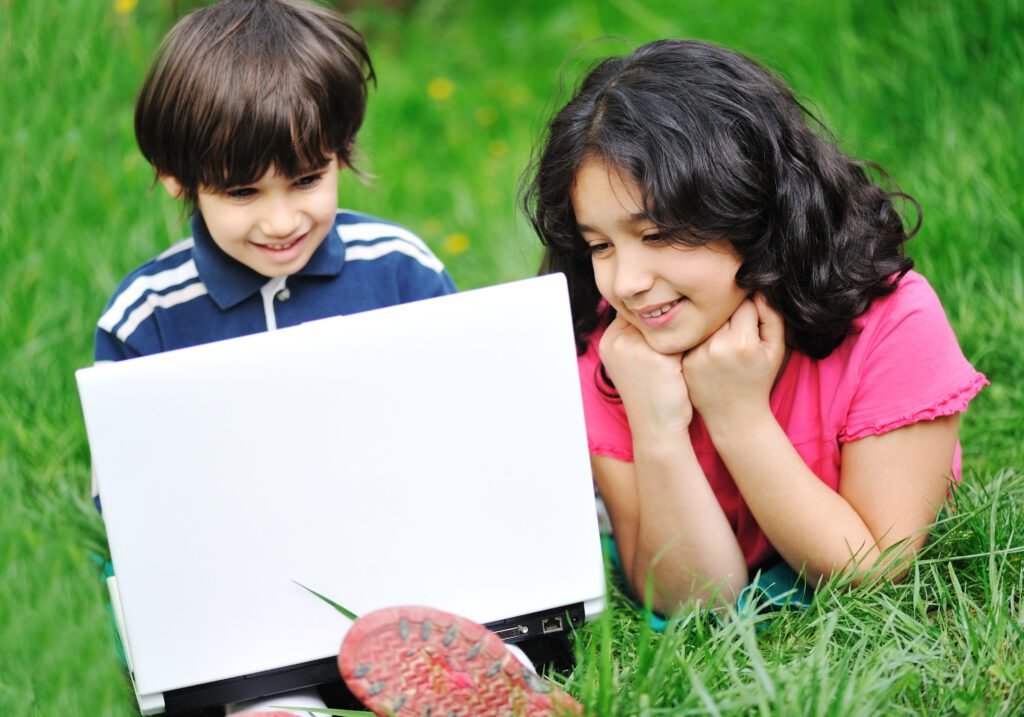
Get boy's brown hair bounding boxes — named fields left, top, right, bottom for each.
left=135, top=0, right=374, bottom=204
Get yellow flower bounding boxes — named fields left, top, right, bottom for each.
left=427, top=77, right=455, bottom=101
left=474, top=106, right=499, bottom=127
left=488, top=140, right=508, bottom=159
left=114, top=0, right=138, bottom=13
left=442, top=233, right=470, bottom=255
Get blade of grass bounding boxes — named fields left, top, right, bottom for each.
left=293, top=581, right=359, bottom=622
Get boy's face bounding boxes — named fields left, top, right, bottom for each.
left=163, top=156, right=340, bottom=278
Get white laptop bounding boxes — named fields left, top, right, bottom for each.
left=76, top=274, right=606, bottom=715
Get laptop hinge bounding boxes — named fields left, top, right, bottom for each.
left=162, top=656, right=339, bottom=716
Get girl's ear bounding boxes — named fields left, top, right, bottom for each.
left=159, top=175, right=185, bottom=199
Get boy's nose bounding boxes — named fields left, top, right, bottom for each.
left=260, top=200, right=302, bottom=239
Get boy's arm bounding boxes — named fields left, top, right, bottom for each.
left=401, top=265, right=457, bottom=302
left=94, top=326, right=142, bottom=363
left=390, top=233, right=457, bottom=300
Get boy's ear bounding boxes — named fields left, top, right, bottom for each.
left=159, top=175, right=185, bottom=199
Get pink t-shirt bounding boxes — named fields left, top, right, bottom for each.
left=579, top=271, right=988, bottom=570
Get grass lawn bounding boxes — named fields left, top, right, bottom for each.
left=2, top=0, right=1022, bottom=714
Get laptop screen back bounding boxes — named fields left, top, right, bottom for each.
left=77, top=274, right=605, bottom=701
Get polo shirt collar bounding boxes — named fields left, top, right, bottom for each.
left=190, top=212, right=346, bottom=310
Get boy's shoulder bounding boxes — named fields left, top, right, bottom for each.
left=100, top=237, right=203, bottom=319
left=333, top=209, right=445, bottom=274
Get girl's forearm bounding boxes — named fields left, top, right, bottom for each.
left=707, top=412, right=890, bottom=586
left=630, top=432, right=748, bottom=612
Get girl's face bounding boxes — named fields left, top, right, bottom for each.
left=572, top=157, right=747, bottom=355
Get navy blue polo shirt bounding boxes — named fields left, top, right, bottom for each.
left=95, top=210, right=457, bottom=362
left=92, top=209, right=456, bottom=509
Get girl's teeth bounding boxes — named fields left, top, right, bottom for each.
left=642, top=300, right=680, bottom=318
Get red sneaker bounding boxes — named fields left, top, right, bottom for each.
left=339, top=606, right=583, bottom=716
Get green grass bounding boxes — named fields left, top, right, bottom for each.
left=2, top=0, right=1022, bottom=714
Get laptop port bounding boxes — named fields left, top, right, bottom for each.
left=494, top=625, right=529, bottom=641
left=541, top=616, right=564, bottom=634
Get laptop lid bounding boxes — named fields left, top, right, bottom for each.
left=77, top=274, right=605, bottom=714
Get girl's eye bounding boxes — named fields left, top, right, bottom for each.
left=642, top=233, right=667, bottom=245
left=587, top=242, right=611, bottom=255
left=226, top=187, right=256, bottom=199
left=295, top=173, right=324, bottom=188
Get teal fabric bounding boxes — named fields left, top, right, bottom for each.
left=90, top=553, right=129, bottom=668
left=737, top=559, right=813, bottom=613
left=601, top=535, right=813, bottom=631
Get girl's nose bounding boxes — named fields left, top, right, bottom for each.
left=613, top=247, right=656, bottom=299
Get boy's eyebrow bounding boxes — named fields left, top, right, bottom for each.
left=220, top=162, right=332, bottom=188
left=292, top=163, right=332, bottom=176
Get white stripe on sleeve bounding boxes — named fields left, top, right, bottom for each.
left=336, top=222, right=437, bottom=261
left=343, top=239, right=445, bottom=274
left=115, top=281, right=209, bottom=342
left=98, top=259, right=201, bottom=333
left=156, top=237, right=195, bottom=260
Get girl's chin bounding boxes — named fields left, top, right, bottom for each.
left=640, top=331, right=694, bottom=356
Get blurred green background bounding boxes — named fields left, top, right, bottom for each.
left=2, top=0, right=1022, bottom=714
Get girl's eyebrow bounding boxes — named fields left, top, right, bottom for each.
left=577, top=212, right=650, bottom=234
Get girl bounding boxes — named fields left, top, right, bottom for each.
left=523, top=39, right=988, bottom=615
left=334, top=39, right=988, bottom=717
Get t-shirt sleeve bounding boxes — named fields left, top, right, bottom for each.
left=400, top=263, right=457, bottom=301
left=839, top=272, right=988, bottom=443
left=94, top=324, right=142, bottom=363
left=578, top=330, right=636, bottom=462
left=392, top=230, right=457, bottom=301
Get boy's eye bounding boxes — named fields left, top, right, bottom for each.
left=642, top=232, right=667, bottom=245
left=226, top=187, right=257, bottom=199
left=295, top=173, right=324, bottom=188
left=586, top=242, right=610, bottom=255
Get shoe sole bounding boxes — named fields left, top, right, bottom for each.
left=338, top=605, right=582, bottom=716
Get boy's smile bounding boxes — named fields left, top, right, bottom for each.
left=571, top=157, right=747, bottom=355
left=162, top=156, right=341, bottom=278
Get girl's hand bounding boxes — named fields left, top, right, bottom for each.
left=599, top=315, right=693, bottom=435
left=682, top=293, right=786, bottom=431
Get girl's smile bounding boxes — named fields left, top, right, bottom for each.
left=632, top=297, right=686, bottom=327
left=571, top=157, right=747, bottom=355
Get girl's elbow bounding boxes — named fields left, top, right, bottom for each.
left=635, top=564, right=748, bottom=616
left=807, top=544, right=918, bottom=589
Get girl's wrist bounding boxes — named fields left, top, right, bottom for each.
left=632, top=418, right=691, bottom=442
left=620, top=400, right=692, bottom=443
left=632, top=427, right=695, bottom=461
left=703, top=404, right=775, bottom=451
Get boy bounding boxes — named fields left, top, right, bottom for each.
left=94, top=1, right=454, bottom=714
left=96, top=0, right=454, bottom=365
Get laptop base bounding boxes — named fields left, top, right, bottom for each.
left=162, top=603, right=586, bottom=715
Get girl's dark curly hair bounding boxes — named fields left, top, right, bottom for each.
left=522, top=39, right=917, bottom=359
